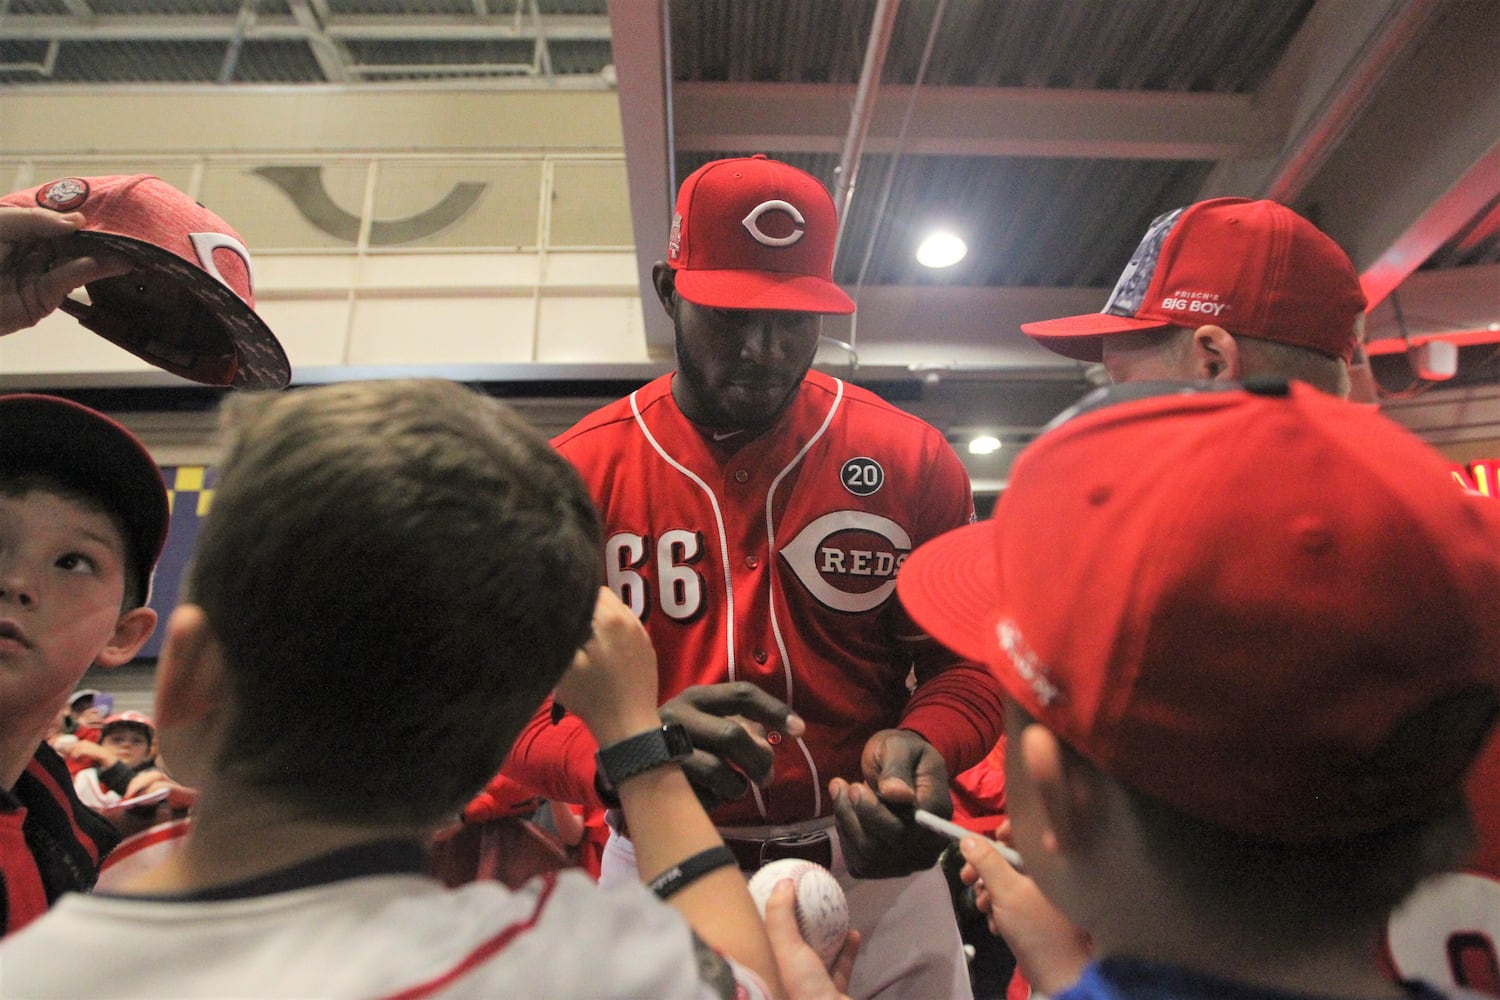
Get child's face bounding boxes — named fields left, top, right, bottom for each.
left=101, top=727, right=153, bottom=768
left=0, top=490, right=133, bottom=736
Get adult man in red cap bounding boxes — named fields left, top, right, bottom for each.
left=507, top=155, right=1001, bottom=999
left=1022, top=197, right=1367, bottom=398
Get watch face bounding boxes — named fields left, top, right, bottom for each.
left=662, top=723, right=694, bottom=759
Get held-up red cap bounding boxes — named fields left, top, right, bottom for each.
left=667, top=155, right=854, bottom=315
left=1021, top=198, right=1366, bottom=364
left=2, top=175, right=291, bottom=389
left=897, top=379, right=1500, bottom=842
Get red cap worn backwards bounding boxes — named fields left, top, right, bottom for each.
left=1021, top=198, right=1366, bottom=364
left=667, top=155, right=854, bottom=315
left=2, top=175, right=291, bottom=389
left=897, top=378, right=1500, bottom=843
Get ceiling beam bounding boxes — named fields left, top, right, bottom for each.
left=606, top=0, right=675, bottom=359
left=0, top=13, right=613, bottom=42
left=674, top=82, right=1274, bottom=161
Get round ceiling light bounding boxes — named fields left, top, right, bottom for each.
left=916, top=231, right=967, bottom=268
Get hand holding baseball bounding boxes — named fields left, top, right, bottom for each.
left=755, top=864, right=859, bottom=998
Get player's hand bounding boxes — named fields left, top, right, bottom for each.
left=553, top=588, right=663, bottom=747
left=0, top=207, right=131, bottom=337
left=764, top=879, right=861, bottom=1000
left=658, top=683, right=805, bottom=810
left=959, top=819, right=1090, bottom=995
left=829, top=728, right=951, bottom=878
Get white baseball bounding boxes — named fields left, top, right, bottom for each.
left=747, top=858, right=850, bottom=968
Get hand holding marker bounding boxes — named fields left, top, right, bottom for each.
left=913, top=808, right=1025, bottom=870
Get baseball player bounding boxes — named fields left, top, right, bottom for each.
left=505, top=155, right=1003, bottom=1000
left=971, top=196, right=1500, bottom=998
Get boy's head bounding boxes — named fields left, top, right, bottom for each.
left=100, top=711, right=156, bottom=768
left=164, top=379, right=601, bottom=828
left=0, top=395, right=168, bottom=612
left=899, top=379, right=1500, bottom=845
left=69, top=688, right=115, bottom=726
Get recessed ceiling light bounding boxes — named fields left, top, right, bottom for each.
left=917, top=231, right=967, bottom=268
left=968, top=435, right=1001, bottom=455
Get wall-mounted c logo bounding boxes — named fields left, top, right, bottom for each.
left=741, top=199, right=806, bottom=248
left=252, top=166, right=486, bottom=247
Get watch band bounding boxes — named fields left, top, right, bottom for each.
left=595, top=723, right=693, bottom=796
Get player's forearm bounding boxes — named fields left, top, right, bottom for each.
left=618, top=765, right=785, bottom=998
left=900, top=664, right=1004, bottom=775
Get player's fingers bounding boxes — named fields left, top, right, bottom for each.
left=678, top=747, right=751, bottom=804
left=676, top=681, right=805, bottom=736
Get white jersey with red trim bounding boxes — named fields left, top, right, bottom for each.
left=0, top=869, right=770, bottom=999
left=1386, top=728, right=1500, bottom=997
left=539, top=369, right=1002, bottom=826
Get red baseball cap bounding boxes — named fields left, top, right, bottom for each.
left=2, top=175, right=291, bottom=389
left=0, top=394, right=168, bottom=609
left=1021, top=198, right=1366, bottom=364
left=101, top=711, right=156, bottom=740
left=667, top=155, right=854, bottom=315
left=897, top=378, right=1500, bottom=842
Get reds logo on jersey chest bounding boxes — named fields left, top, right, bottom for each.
left=601, top=451, right=910, bottom=619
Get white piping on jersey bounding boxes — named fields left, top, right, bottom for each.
left=630, top=389, right=741, bottom=689
left=761, top=376, right=844, bottom=819
left=628, top=377, right=846, bottom=821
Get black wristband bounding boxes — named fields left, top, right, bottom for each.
left=647, top=845, right=737, bottom=900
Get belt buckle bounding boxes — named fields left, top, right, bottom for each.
left=758, top=830, right=831, bottom=868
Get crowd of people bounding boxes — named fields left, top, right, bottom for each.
left=0, top=160, right=1494, bottom=1000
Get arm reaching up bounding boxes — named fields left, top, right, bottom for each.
left=554, top=587, right=786, bottom=998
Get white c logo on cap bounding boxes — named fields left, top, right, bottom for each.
left=189, top=232, right=257, bottom=296
left=742, top=200, right=806, bottom=248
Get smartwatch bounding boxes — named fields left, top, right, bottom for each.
left=594, top=723, right=694, bottom=804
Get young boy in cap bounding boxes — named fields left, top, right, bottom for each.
left=72, top=711, right=161, bottom=812
left=896, top=377, right=1500, bottom=1000
left=0, top=393, right=168, bottom=935
left=0, top=378, right=852, bottom=998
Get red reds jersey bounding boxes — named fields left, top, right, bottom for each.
left=508, top=370, right=1003, bottom=827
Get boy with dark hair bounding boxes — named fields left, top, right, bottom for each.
left=0, top=378, right=832, bottom=998
left=72, top=711, right=161, bottom=811
left=897, top=378, right=1500, bottom=1000
left=0, top=393, right=168, bottom=935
